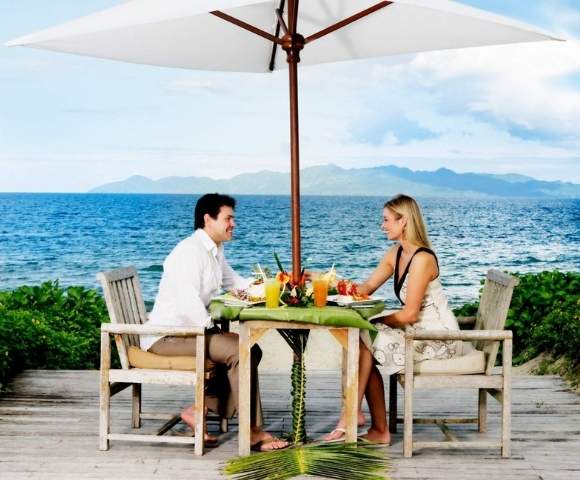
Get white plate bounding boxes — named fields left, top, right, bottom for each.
left=224, top=301, right=262, bottom=307
left=213, top=293, right=264, bottom=307
left=327, top=295, right=383, bottom=307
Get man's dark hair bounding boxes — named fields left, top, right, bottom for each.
left=194, top=193, right=236, bottom=230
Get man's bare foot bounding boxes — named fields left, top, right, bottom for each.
left=358, top=428, right=391, bottom=445
left=250, top=429, right=289, bottom=452
left=180, top=406, right=219, bottom=444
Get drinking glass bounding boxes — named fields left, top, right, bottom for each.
left=313, top=277, right=329, bottom=308
left=265, top=279, right=281, bottom=308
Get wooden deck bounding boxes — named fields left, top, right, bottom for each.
left=0, top=370, right=578, bottom=480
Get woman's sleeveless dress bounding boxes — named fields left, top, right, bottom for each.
left=361, top=247, right=462, bottom=375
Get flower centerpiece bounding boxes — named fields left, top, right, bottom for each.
left=272, top=252, right=340, bottom=307
left=273, top=252, right=313, bottom=307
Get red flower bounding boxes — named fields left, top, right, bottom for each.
left=276, top=272, right=291, bottom=284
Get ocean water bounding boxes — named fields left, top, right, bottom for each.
left=0, top=193, right=578, bottom=306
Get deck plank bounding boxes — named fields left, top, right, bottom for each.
left=0, top=371, right=578, bottom=479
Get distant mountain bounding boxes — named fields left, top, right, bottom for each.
left=89, top=165, right=580, bottom=198
left=482, top=173, right=536, bottom=183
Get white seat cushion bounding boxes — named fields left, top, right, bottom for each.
left=414, top=342, right=486, bottom=374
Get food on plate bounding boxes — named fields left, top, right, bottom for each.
left=229, top=289, right=250, bottom=301
left=336, top=279, right=369, bottom=300
left=247, top=282, right=266, bottom=301
left=230, top=282, right=266, bottom=303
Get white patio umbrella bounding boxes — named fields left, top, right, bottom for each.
left=6, top=0, right=560, bottom=282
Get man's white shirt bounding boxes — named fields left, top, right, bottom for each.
left=140, top=229, right=251, bottom=351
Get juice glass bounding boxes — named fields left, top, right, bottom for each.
left=265, top=279, right=281, bottom=308
left=312, top=277, right=329, bottom=307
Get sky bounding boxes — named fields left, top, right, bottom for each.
left=1, top=0, right=579, bottom=192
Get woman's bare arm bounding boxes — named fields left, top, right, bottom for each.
left=358, top=245, right=398, bottom=296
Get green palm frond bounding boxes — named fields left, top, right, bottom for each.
left=278, top=330, right=309, bottom=444
left=273, top=251, right=286, bottom=273
left=278, top=329, right=309, bottom=356
left=223, top=443, right=390, bottom=480
left=290, top=348, right=307, bottom=444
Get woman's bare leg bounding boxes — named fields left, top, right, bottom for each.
left=323, top=340, right=374, bottom=441
left=362, top=367, right=390, bottom=444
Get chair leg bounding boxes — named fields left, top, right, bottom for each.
left=403, top=338, right=414, bottom=458
left=131, top=384, right=142, bottom=429
left=389, top=375, right=398, bottom=434
left=341, top=346, right=347, bottom=411
left=194, top=335, right=206, bottom=456
left=501, top=338, right=512, bottom=458
left=99, top=331, right=111, bottom=451
left=478, top=388, right=487, bottom=433
left=194, top=397, right=205, bottom=456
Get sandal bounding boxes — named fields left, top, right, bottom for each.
left=322, top=427, right=346, bottom=443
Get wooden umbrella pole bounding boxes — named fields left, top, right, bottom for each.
left=289, top=60, right=301, bottom=283
left=212, top=0, right=392, bottom=283
left=283, top=0, right=304, bottom=284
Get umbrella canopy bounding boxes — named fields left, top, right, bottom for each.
left=6, top=0, right=558, bottom=72
left=6, top=0, right=560, bottom=281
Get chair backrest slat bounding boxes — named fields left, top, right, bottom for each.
left=112, top=281, right=127, bottom=323
left=120, top=279, right=133, bottom=322
left=124, top=279, right=136, bottom=323
left=97, top=267, right=148, bottom=369
left=131, top=276, right=149, bottom=324
left=114, top=281, right=131, bottom=326
left=474, top=269, right=519, bottom=375
left=119, top=279, right=138, bottom=348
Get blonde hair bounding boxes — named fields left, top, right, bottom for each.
left=384, top=194, right=432, bottom=249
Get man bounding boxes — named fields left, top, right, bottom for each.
left=140, top=193, right=287, bottom=451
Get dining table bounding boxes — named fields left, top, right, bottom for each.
left=210, top=301, right=383, bottom=456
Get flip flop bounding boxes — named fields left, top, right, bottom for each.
left=322, top=427, right=346, bottom=443
left=250, top=437, right=290, bottom=452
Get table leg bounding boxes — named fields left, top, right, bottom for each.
left=341, top=345, right=347, bottom=409
left=238, top=322, right=251, bottom=456
left=344, top=327, right=359, bottom=444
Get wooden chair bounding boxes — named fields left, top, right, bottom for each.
left=97, top=266, right=224, bottom=456
left=388, top=269, right=519, bottom=458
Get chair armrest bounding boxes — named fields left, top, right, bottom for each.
left=404, top=327, right=512, bottom=341
left=457, top=315, right=476, bottom=326
left=101, top=323, right=205, bottom=336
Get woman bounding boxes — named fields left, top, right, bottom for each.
left=324, top=194, right=462, bottom=444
